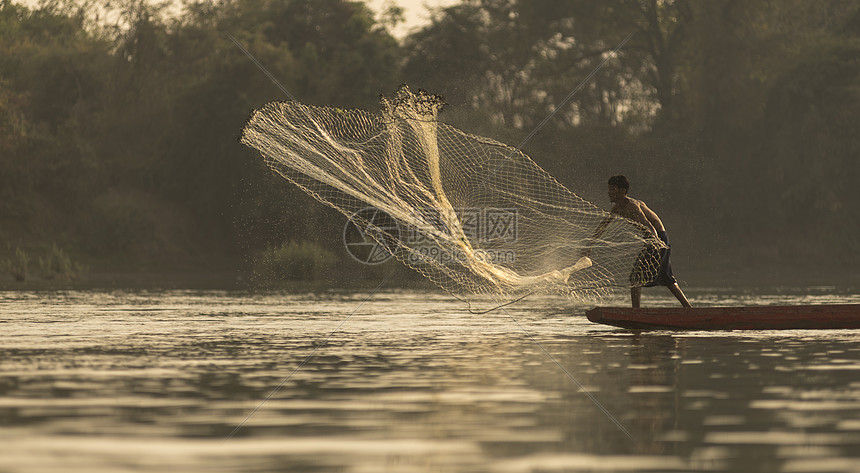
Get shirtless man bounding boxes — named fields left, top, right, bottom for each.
left=603, top=175, right=691, bottom=308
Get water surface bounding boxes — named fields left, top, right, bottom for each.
left=2, top=288, right=860, bottom=472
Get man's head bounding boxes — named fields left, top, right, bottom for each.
left=607, top=175, right=629, bottom=204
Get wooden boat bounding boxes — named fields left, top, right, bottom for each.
left=585, top=304, right=860, bottom=331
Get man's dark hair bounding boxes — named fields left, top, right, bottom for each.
left=608, top=175, right=630, bottom=191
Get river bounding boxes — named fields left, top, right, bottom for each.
left=2, top=287, right=860, bottom=472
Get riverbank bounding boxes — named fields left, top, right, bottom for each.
left=2, top=264, right=857, bottom=297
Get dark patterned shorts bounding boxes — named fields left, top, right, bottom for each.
left=630, top=231, right=677, bottom=287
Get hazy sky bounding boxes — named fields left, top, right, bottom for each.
left=364, top=0, right=460, bottom=37
left=18, top=0, right=459, bottom=38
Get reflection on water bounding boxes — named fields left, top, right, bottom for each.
left=1, top=288, right=860, bottom=472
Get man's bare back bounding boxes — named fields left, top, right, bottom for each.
left=609, top=194, right=665, bottom=237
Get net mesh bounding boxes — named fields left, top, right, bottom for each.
left=240, top=85, right=665, bottom=303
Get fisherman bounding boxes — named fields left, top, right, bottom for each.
left=602, top=175, right=692, bottom=308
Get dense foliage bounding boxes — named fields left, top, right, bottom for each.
left=2, top=0, right=858, bottom=283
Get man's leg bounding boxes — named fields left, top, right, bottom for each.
left=668, top=283, right=692, bottom=307
left=631, top=286, right=641, bottom=308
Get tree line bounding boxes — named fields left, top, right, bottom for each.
left=1, top=0, right=858, bottom=284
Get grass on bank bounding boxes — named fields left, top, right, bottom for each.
left=2, top=243, right=86, bottom=282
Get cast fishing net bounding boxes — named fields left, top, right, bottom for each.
left=240, top=85, right=665, bottom=303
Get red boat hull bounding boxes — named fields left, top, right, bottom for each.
left=585, top=304, right=860, bottom=330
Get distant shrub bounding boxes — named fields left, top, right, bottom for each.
left=4, top=247, right=30, bottom=282
left=252, top=241, right=338, bottom=283
left=38, top=243, right=86, bottom=281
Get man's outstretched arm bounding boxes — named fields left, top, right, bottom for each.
left=640, top=203, right=665, bottom=233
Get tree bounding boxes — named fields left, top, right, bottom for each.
left=0, top=0, right=405, bottom=271
left=0, top=1, right=110, bottom=233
